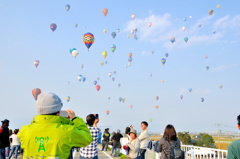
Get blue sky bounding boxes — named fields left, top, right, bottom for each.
left=0, top=0, right=240, bottom=134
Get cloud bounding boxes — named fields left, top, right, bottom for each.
left=211, top=64, right=237, bottom=72
left=214, top=15, right=240, bottom=30
left=179, top=88, right=188, bottom=95
left=193, top=89, right=211, bottom=95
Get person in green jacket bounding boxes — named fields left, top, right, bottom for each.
left=18, top=92, right=93, bottom=159
left=227, top=115, right=240, bottom=159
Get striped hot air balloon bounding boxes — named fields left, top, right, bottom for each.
left=32, top=88, right=41, bottom=100
left=50, top=23, right=57, bottom=32
left=83, top=33, right=94, bottom=51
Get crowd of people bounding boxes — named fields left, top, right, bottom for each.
left=0, top=92, right=239, bottom=159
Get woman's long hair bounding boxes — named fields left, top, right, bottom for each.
left=163, top=124, right=177, bottom=141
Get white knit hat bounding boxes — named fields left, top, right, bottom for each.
left=36, top=92, right=63, bottom=115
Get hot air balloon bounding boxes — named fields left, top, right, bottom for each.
left=103, top=8, right=108, bottom=17
left=83, top=33, right=94, bottom=51
left=108, top=96, right=111, bottom=100
left=209, top=10, right=213, bottom=16
left=148, top=22, right=152, bottom=27
left=128, top=57, right=132, bottom=62
left=128, top=62, right=131, bottom=67
left=108, top=72, right=112, bottom=77
left=100, top=62, right=104, bottom=66
left=184, top=37, right=189, bottom=43
left=71, top=49, right=79, bottom=58
left=103, top=29, right=107, bottom=34
left=219, top=85, right=223, bottom=89
left=66, top=96, right=70, bottom=102
left=156, top=96, right=159, bottom=100
left=102, top=51, right=108, bottom=59
left=217, top=5, right=220, bottom=9
left=106, top=110, right=110, bottom=115
left=155, top=105, right=159, bottom=109
left=213, top=30, right=216, bottom=34
left=119, top=97, right=122, bottom=102
left=112, top=77, right=115, bottom=81
left=130, top=105, right=133, bottom=109
left=170, top=37, right=175, bottom=43
left=34, top=60, right=40, bottom=68
left=97, top=77, right=100, bottom=81
left=205, top=55, right=208, bottom=59
left=125, top=64, right=128, bottom=68
left=182, top=26, right=186, bottom=32
left=75, top=24, right=78, bottom=28
left=133, top=34, right=137, bottom=38
left=118, top=84, right=121, bottom=87
left=180, top=95, right=183, bottom=100
left=111, top=44, right=116, bottom=52
left=81, top=64, right=84, bottom=69
left=96, top=85, right=100, bottom=91
left=93, top=81, right=97, bottom=85
left=183, top=17, right=186, bottom=21
left=65, top=4, right=70, bottom=11
left=113, top=71, right=116, bottom=75
left=117, top=29, right=120, bottom=33
left=134, top=28, right=138, bottom=33
left=165, top=53, right=169, bottom=58
left=150, top=74, right=152, bottom=77
left=127, top=34, right=130, bottom=38
left=78, top=75, right=83, bottom=81
left=201, top=98, right=204, bottom=102
left=150, top=118, right=153, bottom=122
left=122, top=98, right=125, bottom=103
left=50, top=23, right=57, bottom=32
left=151, top=50, right=154, bottom=54
left=189, top=16, right=192, bottom=19
left=111, top=32, right=116, bottom=39
left=188, top=88, right=192, bottom=92
left=206, top=66, right=209, bottom=71
left=161, top=58, right=166, bottom=66
left=129, top=53, right=132, bottom=58
left=67, top=81, right=70, bottom=85
left=162, top=80, right=164, bottom=83
left=32, top=88, right=41, bottom=100
left=198, top=24, right=202, bottom=27
left=131, top=30, right=134, bottom=34
left=132, top=14, right=136, bottom=20
left=82, top=77, right=86, bottom=82
left=105, top=61, right=108, bottom=64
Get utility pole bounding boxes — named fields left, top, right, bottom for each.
left=217, top=123, right=220, bottom=149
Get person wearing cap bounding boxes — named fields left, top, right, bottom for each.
left=227, top=115, right=240, bottom=159
left=102, top=128, right=110, bottom=151
left=111, top=129, right=123, bottom=157
left=0, top=119, right=10, bottom=159
left=125, top=129, right=140, bottom=159
left=138, top=121, right=149, bottom=159
left=18, top=92, right=93, bottom=158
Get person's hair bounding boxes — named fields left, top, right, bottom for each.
left=86, top=114, right=95, bottom=126
left=130, top=132, right=137, bottom=138
left=237, top=115, right=240, bottom=125
left=14, top=129, right=19, bottom=134
left=125, top=127, right=131, bottom=135
left=9, top=129, right=12, bottom=136
left=141, top=121, right=148, bottom=127
left=163, top=124, right=177, bottom=141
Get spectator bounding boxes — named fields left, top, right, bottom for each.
left=0, top=119, right=10, bottom=159
left=18, top=92, right=93, bottom=158
left=126, top=129, right=140, bottom=159
left=98, top=130, right=102, bottom=144
left=227, top=115, right=240, bottom=159
left=80, top=114, right=100, bottom=159
left=8, top=129, right=21, bottom=159
left=125, top=127, right=131, bottom=141
left=158, top=125, right=181, bottom=159
left=138, top=121, right=149, bottom=159
left=130, top=125, right=133, bottom=130
left=102, top=128, right=110, bottom=151
left=112, top=129, right=123, bottom=157
left=5, top=129, right=12, bottom=158
left=110, top=132, right=116, bottom=155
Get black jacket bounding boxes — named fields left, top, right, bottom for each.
left=0, top=127, right=10, bottom=148
left=102, top=131, right=110, bottom=141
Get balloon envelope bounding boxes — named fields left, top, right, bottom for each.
left=103, top=29, right=107, bottom=34
left=82, top=77, right=86, bottom=82
left=117, top=29, right=120, bottom=33
left=111, top=44, right=116, bottom=52
left=206, top=66, right=209, bottom=70
left=71, top=50, right=79, bottom=58
left=83, top=33, right=94, bottom=50
left=155, top=105, right=159, bottom=109
left=184, top=37, right=189, bottom=43
left=209, top=10, right=213, bottom=16
left=161, top=58, right=166, bottom=65
left=201, top=98, right=204, bottom=102
left=165, top=53, right=169, bottom=58
left=170, top=37, right=175, bottom=43
left=217, top=5, right=220, bottom=9
left=66, top=96, right=70, bottom=102
left=119, top=97, right=122, bottom=102
left=188, top=88, right=192, bottom=92
left=106, top=110, right=110, bottom=115
left=111, top=32, right=116, bottom=39
left=132, top=14, right=135, bottom=20
left=32, top=88, right=41, bottom=100
left=65, top=4, right=70, bottom=11
left=96, top=85, right=100, bottom=91
left=34, top=60, right=40, bottom=68
left=78, top=75, right=83, bottom=81
left=180, top=95, right=183, bottom=100
left=50, top=23, right=57, bottom=32
left=102, top=51, right=108, bottom=59
left=103, top=8, right=108, bottom=16
left=156, top=96, right=159, bottom=100
left=148, top=22, right=152, bottom=27
left=182, top=26, right=186, bottom=32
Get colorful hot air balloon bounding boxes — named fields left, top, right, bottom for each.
left=102, top=51, right=108, bottom=59
left=81, top=64, right=84, bottom=69
left=219, top=84, right=223, bottom=89
left=34, top=60, right=40, bottom=68
left=180, top=95, right=183, bottom=100
left=161, top=58, right=166, bottom=66
left=184, top=37, right=189, bottom=43
left=32, top=88, right=41, bottom=100
left=189, top=16, right=192, bottom=19
left=170, top=37, right=175, bottom=43
left=103, top=29, right=107, bottom=34
left=205, top=55, right=208, bottom=59
left=148, top=22, right=152, bottom=27
left=83, top=33, right=94, bottom=51
left=108, top=72, right=112, bottom=77
left=217, top=5, right=220, bottom=9
left=65, top=4, right=70, bottom=11
left=201, top=98, right=204, bottom=102
left=130, top=105, right=133, bottom=109
left=213, top=30, right=216, bottom=34
left=209, top=10, right=213, bottom=16
left=75, top=24, right=78, bottom=28
left=111, top=32, right=116, bottom=39
left=66, top=96, right=70, bottom=102
left=206, top=66, right=209, bottom=71
left=119, top=97, right=122, bottom=102
left=93, top=80, right=97, bottom=85
left=165, top=53, right=169, bottom=58
left=122, top=98, right=125, bottom=103
left=198, top=24, right=202, bottom=27
left=82, top=77, right=86, bottom=82
left=127, top=34, right=130, bottom=38
left=106, top=110, right=110, bottom=115
left=100, top=62, right=104, bottom=66
left=129, top=53, right=132, bottom=58
left=111, top=44, right=116, bottom=52
left=50, top=23, right=57, bottom=32
left=128, top=57, right=132, bottom=62
left=103, top=8, right=108, bottom=16
left=188, top=88, right=192, bottom=92
left=96, top=85, right=100, bottom=91
left=156, top=96, right=159, bottom=100
left=162, top=80, right=164, bottom=83
left=108, top=96, right=111, bottom=100
left=78, top=75, right=83, bottom=81
left=117, top=29, right=120, bottom=33
left=182, top=26, right=186, bottom=32
left=155, top=105, right=159, bottom=109
left=132, top=14, right=136, bottom=20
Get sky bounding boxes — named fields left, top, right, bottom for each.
left=0, top=0, right=240, bottom=134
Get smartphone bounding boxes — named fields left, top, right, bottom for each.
left=60, top=110, right=69, bottom=118
left=95, top=114, right=99, bottom=119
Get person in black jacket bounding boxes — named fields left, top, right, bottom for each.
left=112, top=129, right=123, bottom=157
left=0, top=119, right=10, bottom=159
left=102, top=128, right=110, bottom=151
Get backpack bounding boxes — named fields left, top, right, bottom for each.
left=164, top=141, right=185, bottom=159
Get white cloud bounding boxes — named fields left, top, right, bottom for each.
left=214, top=15, right=240, bottom=30
left=211, top=64, right=237, bottom=72
left=193, top=89, right=211, bottom=95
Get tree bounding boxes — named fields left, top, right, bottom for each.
left=195, top=133, right=216, bottom=148
left=178, top=132, right=191, bottom=145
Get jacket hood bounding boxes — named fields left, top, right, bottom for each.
left=31, top=115, right=73, bottom=125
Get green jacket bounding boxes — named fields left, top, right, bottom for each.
left=18, top=115, right=93, bottom=159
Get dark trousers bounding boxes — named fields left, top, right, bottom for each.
left=0, top=148, right=5, bottom=159
left=102, top=141, right=108, bottom=151
left=140, top=149, right=146, bottom=159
